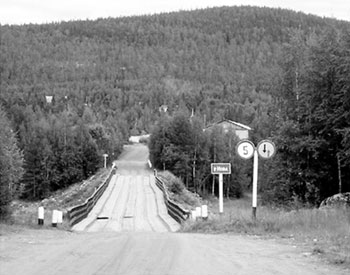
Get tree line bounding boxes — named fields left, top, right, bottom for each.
left=149, top=113, right=249, bottom=198
left=148, top=25, right=350, bottom=207
left=262, top=29, right=350, bottom=206
left=0, top=6, right=349, bottom=214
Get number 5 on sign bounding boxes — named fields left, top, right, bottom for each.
left=236, top=140, right=255, bottom=159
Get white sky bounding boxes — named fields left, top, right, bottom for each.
left=0, top=0, right=349, bottom=25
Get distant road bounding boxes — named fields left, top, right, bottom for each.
left=73, top=144, right=179, bottom=233
left=1, top=144, right=346, bottom=275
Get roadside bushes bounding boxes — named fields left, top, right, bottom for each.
left=158, top=171, right=201, bottom=209
left=159, top=171, right=185, bottom=194
left=149, top=113, right=246, bottom=198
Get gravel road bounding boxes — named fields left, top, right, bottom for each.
left=1, top=228, right=346, bottom=275
left=0, top=144, right=347, bottom=275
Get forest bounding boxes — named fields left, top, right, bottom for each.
left=0, top=6, right=349, bottom=214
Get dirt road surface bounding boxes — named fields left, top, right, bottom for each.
left=0, top=144, right=347, bottom=275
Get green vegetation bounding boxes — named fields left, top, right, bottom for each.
left=0, top=6, right=349, bottom=215
left=182, top=197, right=350, bottom=267
left=157, top=171, right=201, bottom=209
left=3, top=168, right=110, bottom=229
left=263, top=29, right=350, bottom=206
left=149, top=114, right=247, bottom=198
left=0, top=106, right=24, bottom=217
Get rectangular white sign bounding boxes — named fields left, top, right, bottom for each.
left=211, top=163, right=231, bottom=174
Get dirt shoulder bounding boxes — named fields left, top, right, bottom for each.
left=1, top=225, right=349, bottom=275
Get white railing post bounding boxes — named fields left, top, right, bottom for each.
left=38, top=206, right=44, bottom=225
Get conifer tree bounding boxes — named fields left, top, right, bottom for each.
left=0, top=106, right=24, bottom=215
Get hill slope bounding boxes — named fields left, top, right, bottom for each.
left=1, top=6, right=348, bottom=131
left=1, top=6, right=349, bottom=201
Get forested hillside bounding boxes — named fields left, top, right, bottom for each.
left=1, top=6, right=349, bottom=208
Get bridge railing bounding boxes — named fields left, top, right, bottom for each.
left=66, top=165, right=116, bottom=227
left=154, top=174, right=190, bottom=224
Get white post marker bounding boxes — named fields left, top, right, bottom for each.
left=201, top=205, right=208, bottom=219
left=52, top=210, right=58, bottom=227
left=57, top=211, right=63, bottom=224
left=103, top=154, right=108, bottom=169
left=191, top=210, right=197, bottom=221
left=38, top=206, right=44, bottom=225
left=196, top=206, right=202, bottom=218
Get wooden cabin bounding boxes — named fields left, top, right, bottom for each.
left=204, top=119, right=251, bottom=140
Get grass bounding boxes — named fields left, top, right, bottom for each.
left=157, top=171, right=201, bottom=209
left=1, top=168, right=111, bottom=230
left=182, top=195, right=350, bottom=268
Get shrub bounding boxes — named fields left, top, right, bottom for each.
left=158, top=170, right=201, bottom=209
left=158, top=171, right=185, bottom=194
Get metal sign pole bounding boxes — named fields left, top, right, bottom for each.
left=237, top=139, right=275, bottom=221
left=219, top=173, right=223, bottom=213
left=252, top=149, right=258, bottom=220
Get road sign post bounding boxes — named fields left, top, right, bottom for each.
left=236, top=139, right=276, bottom=220
left=211, top=163, right=231, bottom=213
left=219, top=174, right=223, bottom=213
left=252, top=150, right=258, bottom=219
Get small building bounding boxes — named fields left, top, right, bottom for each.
left=159, top=105, right=168, bottom=113
left=204, top=119, right=251, bottom=140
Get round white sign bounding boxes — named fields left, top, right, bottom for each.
left=236, top=140, right=255, bottom=159
left=257, top=140, right=276, bottom=159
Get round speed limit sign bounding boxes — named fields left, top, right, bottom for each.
left=236, top=140, right=255, bottom=159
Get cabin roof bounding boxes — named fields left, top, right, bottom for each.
left=205, top=119, right=252, bottom=131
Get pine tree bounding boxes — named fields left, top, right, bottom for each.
left=21, top=129, right=51, bottom=200
left=0, top=106, right=24, bottom=215
left=266, top=29, right=350, bottom=205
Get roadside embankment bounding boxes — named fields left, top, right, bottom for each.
left=1, top=168, right=111, bottom=230
left=182, top=196, right=350, bottom=268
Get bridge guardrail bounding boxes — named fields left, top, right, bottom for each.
left=67, top=165, right=116, bottom=227
left=154, top=175, right=190, bottom=224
